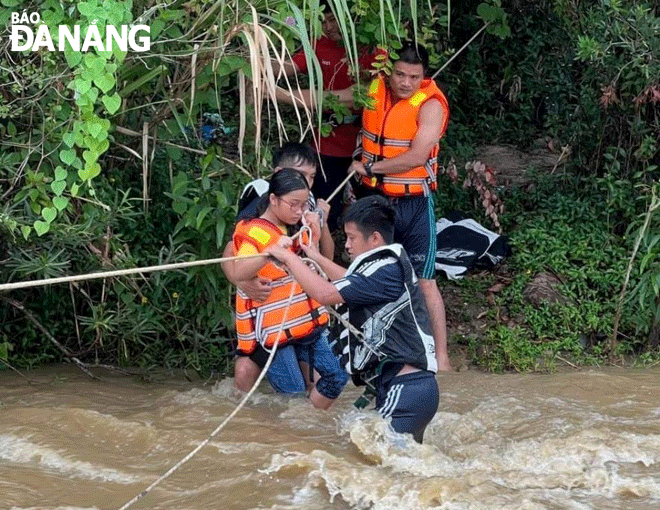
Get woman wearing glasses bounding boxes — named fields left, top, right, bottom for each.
left=230, top=168, right=348, bottom=408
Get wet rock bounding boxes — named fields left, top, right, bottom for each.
left=523, top=271, right=569, bottom=306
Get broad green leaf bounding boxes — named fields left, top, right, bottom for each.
left=64, top=48, right=82, bottom=67
left=151, top=19, right=165, bottom=38
left=216, top=217, right=226, bottom=248
left=60, top=149, right=76, bottom=165
left=77, top=2, right=95, bottom=16
left=94, top=72, right=116, bottom=93
left=196, top=206, right=213, bottom=229
left=34, top=220, right=50, bottom=236
left=86, top=120, right=103, bottom=139
left=51, top=180, right=66, bottom=196
left=101, top=93, right=121, bottom=114
left=86, top=137, right=109, bottom=153
left=62, top=133, right=75, bottom=147
left=84, top=54, right=106, bottom=74
left=83, top=150, right=98, bottom=164
left=71, top=183, right=80, bottom=196
left=75, top=78, right=92, bottom=95
left=53, top=197, right=69, bottom=211
left=42, top=207, right=57, bottom=223
left=54, top=166, right=68, bottom=181
left=172, top=200, right=188, bottom=215
left=85, top=162, right=101, bottom=179
left=21, top=225, right=31, bottom=240
left=112, top=46, right=127, bottom=63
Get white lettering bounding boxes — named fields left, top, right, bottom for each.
left=128, top=25, right=150, bottom=52
left=58, top=25, right=80, bottom=51
left=28, top=12, right=40, bottom=24
left=106, top=25, right=127, bottom=52
left=32, top=24, right=55, bottom=51
left=10, top=25, right=33, bottom=51
left=81, top=24, right=104, bottom=52
left=9, top=21, right=151, bottom=53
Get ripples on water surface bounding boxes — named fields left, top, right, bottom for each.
left=1, top=365, right=659, bottom=510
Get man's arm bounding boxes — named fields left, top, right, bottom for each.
left=316, top=199, right=335, bottom=260
left=271, top=59, right=298, bottom=79
left=351, top=98, right=445, bottom=176
left=220, top=241, right=273, bottom=302
left=267, top=246, right=345, bottom=305
left=300, top=240, right=346, bottom=281
left=274, top=86, right=355, bottom=110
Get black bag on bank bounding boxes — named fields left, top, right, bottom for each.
left=435, top=213, right=511, bottom=280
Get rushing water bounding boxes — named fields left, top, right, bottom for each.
left=1, top=364, right=660, bottom=510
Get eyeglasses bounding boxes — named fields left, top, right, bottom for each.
left=278, top=197, right=309, bottom=213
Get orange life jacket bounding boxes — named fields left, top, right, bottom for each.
left=232, top=218, right=328, bottom=355
left=360, top=75, right=450, bottom=197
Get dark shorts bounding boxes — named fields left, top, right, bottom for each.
left=354, top=187, right=436, bottom=279
left=376, top=369, right=439, bottom=443
left=392, top=195, right=437, bottom=279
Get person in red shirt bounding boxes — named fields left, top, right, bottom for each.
left=275, top=1, right=375, bottom=231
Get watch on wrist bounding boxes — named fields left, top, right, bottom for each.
left=364, top=161, right=374, bottom=177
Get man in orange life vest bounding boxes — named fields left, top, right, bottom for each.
left=349, top=42, right=452, bottom=371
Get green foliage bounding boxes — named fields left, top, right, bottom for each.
left=570, top=1, right=660, bottom=178
left=466, top=176, right=641, bottom=371
left=1, top=0, right=656, bottom=375
left=624, top=184, right=660, bottom=347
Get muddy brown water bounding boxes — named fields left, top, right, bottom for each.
left=1, top=364, right=660, bottom=510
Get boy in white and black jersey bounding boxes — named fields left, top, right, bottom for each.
left=267, top=195, right=439, bottom=443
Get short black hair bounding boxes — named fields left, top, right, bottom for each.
left=272, top=142, right=318, bottom=170
left=394, top=41, right=429, bottom=73
left=342, top=195, right=396, bottom=244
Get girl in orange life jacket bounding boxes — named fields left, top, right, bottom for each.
left=231, top=168, right=348, bottom=409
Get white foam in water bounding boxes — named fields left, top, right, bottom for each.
left=0, top=434, right=139, bottom=483
left=210, top=377, right=289, bottom=407
left=262, top=404, right=660, bottom=509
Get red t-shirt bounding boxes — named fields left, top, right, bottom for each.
left=292, top=37, right=375, bottom=158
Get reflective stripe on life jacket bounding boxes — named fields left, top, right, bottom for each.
left=233, top=218, right=328, bottom=354
left=360, top=75, right=450, bottom=197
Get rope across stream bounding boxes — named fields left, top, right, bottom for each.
left=0, top=170, right=357, bottom=509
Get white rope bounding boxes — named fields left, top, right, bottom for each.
left=0, top=170, right=356, bottom=294
left=117, top=229, right=336, bottom=509
left=325, top=169, right=356, bottom=203
left=0, top=253, right=267, bottom=292
left=117, top=274, right=297, bottom=510
left=431, top=21, right=492, bottom=80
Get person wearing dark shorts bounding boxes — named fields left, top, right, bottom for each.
left=267, top=195, right=439, bottom=443
left=377, top=367, right=439, bottom=444
left=350, top=42, right=452, bottom=371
